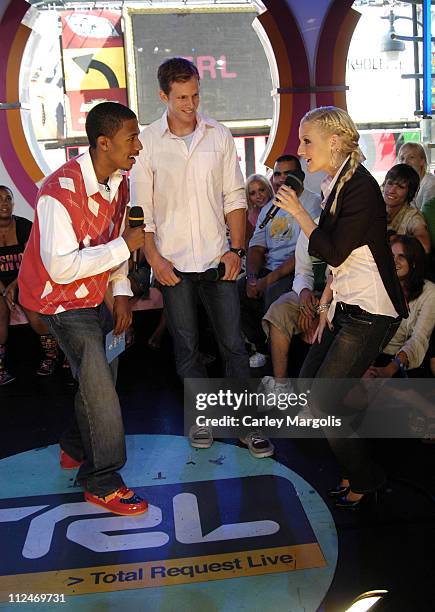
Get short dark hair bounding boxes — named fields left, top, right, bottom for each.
left=391, top=234, right=425, bottom=301
left=85, top=102, right=137, bottom=149
left=0, top=185, right=13, bottom=198
left=158, top=57, right=200, bottom=95
left=384, top=163, right=420, bottom=204
left=275, top=154, right=303, bottom=173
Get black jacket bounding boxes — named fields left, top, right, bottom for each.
left=309, top=163, right=408, bottom=318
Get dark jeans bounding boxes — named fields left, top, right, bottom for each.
left=300, top=304, right=400, bottom=493
left=238, top=270, right=292, bottom=354
left=42, top=306, right=126, bottom=496
left=161, top=277, right=249, bottom=379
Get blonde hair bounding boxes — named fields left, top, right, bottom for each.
left=245, top=174, right=274, bottom=209
left=301, top=106, right=363, bottom=214
left=398, top=141, right=428, bottom=174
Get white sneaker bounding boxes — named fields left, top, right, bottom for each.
left=261, top=375, right=294, bottom=396
left=249, top=352, right=267, bottom=368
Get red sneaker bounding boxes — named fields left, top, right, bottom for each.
left=84, top=487, right=148, bottom=516
left=60, top=449, right=83, bottom=470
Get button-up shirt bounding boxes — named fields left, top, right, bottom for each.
left=130, top=112, right=246, bottom=273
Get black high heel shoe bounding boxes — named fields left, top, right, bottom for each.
left=327, top=484, right=350, bottom=499
left=334, top=489, right=379, bottom=511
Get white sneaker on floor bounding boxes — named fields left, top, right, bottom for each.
left=249, top=352, right=267, bottom=368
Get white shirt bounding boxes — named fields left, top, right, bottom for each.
left=414, top=172, right=435, bottom=210
left=130, top=111, right=246, bottom=273
left=292, top=216, right=329, bottom=295
left=36, top=150, right=132, bottom=297
left=321, top=158, right=397, bottom=320
left=383, top=280, right=435, bottom=369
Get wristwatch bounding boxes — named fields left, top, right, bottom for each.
left=230, top=247, right=246, bottom=258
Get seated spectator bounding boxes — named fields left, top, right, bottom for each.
left=365, top=235, right=435, bottom=377
left=383, top=164, right=431, bottom=253
left=238, top=155, right=321, bottom=368
left=398, top=141, right=435, bottom=211
left=245, top=174, right=274, bottom=249
left=0, top=186, right=59, bottom=385
left=262, top=215, right=327, bottom=391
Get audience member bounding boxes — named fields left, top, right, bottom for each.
left=366, top=235, right=435, bottom=377
left=239, top=155, right=321, bottom=368
left=0, top=185, right=59, bottom=385
left=261, top=215, right=327, bottom=391
left=398, top=142, right=435, bottom=210
left=383, top=164, right=431, bottom=253
left=245, top=174, right=273, bottom=248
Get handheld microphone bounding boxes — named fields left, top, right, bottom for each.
left=128, top=206, right=144, bottom=271
left=258, top=170, right=304, bottom=229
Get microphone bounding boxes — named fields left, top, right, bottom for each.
left=258, top=170, right=305, bottom=229
left=128, top=206, right=144, bottom=271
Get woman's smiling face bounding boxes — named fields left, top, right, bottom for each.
left=297, top=120, right=336, bottom=175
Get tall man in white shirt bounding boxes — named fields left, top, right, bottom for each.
left=130, top=57, right=249, bottom=386
left=18, top=102, right=148, bottom=516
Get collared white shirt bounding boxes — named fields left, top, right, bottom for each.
left=322, top=157, right=397, bottom=320
left=36, top=150, right=132, bottom=296
left=130, top=111, right=246, bottom=272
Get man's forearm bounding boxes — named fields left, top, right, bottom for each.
left=246, top=246, right=266, bottom=277
left=264, top=254, right=295, bottom=286
left=144, top=232, right=160, bottom=265
left=226, top=208, right=246, bottom=249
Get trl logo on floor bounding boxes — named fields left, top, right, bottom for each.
left=0, top=475, right=326, bottom=597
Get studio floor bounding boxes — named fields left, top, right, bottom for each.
left=0, top=318, right=434, bottom=611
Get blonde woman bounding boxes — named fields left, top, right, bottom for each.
left=275, top=106, right=408, bottom=510
left=398, top=141, right=435, bottom=211
left=244, top=174, right=273, bottom=248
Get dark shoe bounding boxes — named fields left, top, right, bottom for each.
left=334, top=490, right=378, bottom=511
left=85, top=486, right=148, bottom=516
left=37, top=358, right=57, bottom=376
left=327, top=484, right=350, bottom=499
left=60, top=448, right=84, bottom=470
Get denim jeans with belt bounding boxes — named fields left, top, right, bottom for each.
left=300, top=304, right=400, bottom=493
left=42, top=306, right=126, bottom=497
left=161, top=276, right=249, bottom=379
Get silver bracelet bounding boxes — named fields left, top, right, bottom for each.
left=317, top=302, right=331, bottom=314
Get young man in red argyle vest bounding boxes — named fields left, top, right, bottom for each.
left=19, top=102, right=147, bottom=516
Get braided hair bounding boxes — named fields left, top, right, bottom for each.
left=301, top=106, right=363, bottom=214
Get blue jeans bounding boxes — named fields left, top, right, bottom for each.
left=42, top=306, right=126, bottom=496
left=300, top=304, right=400, bottom=493
left=161, top=278, right=249, bottom=379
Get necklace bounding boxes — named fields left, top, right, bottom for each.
left=0, top=218, right=14, bottom=247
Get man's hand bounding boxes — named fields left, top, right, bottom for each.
left=298, top=289, right=319, bottom=333
left=299, top=289, right=318, bottom=316
left=113, top=295, right=132, bottom=335
left=152, top=254, right=180, bottom=286
left=3, top=280, right=18, bottom=310
left=122, top=224, right=145, bottom=252
left=220, top=251, right=241, bottom=281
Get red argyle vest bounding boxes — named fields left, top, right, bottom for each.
left=19, top=156, right=128, bottom=314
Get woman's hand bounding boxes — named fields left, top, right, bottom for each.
left=311, top=309, right=333, bottom=344
left=274, top=185, right=304, bottom=217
